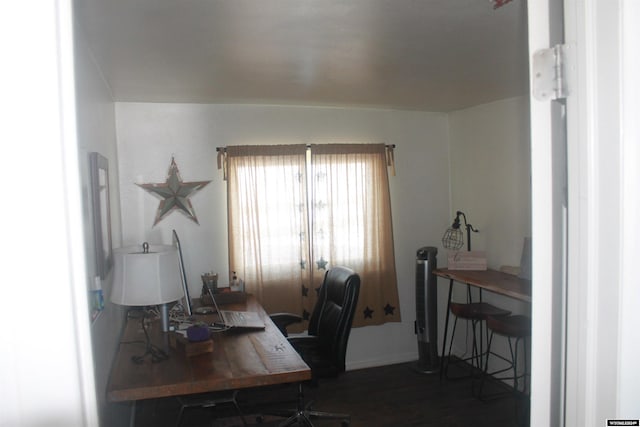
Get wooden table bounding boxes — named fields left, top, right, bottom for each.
left=107, top=295, right=311, bottom=402
left=433, top=268, right=531, bottom=303
left=433, top=268, right=532, bottom=376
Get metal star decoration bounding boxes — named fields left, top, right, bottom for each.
left=137, top=157, right=211, bottom=226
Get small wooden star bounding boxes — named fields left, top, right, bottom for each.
left=137, top=157, right=210, bottom=226
left=364, top=306, right=374, bottom=319
left=302, top=309, right=310, bottom=321
left=300, top=260, right=306, bottom=270
left=301, top=284, right=309, bottom=297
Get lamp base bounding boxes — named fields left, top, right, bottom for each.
left=131, top=314, right=169, bottom=364
left=159, top=302, right=171, bottom=332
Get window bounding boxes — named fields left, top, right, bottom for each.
left=224, top=144, right=400, bottom=328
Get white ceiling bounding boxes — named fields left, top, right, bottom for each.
left=75, top=0, right=529, bottom=112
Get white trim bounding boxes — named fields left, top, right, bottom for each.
left=346, top=352, right=419, bottom=371
left=565, top=0, right=633, bottom=424
left=528, top=2, right=557, bottom=425
left=58, top=0, right=100, bottom=424
left=564, top=0, right=596, bottom=424
left=618, top=0, right=640, bottom=417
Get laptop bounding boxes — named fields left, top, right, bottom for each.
left=207, top=288, right=265, bottom=330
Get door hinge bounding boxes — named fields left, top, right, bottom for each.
left=532, top=44, right=569, bottom=101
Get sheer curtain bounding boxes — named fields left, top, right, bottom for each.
left=310, top=144, right=400, bottom=327
left=225, top=143, right=400, bottom=330
left=226, top=145, right=310, bottom=318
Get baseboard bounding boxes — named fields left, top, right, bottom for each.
left=346, top=351, right=419, bottom=371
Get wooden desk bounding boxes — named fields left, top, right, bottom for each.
left=107, top=295, right=311, bottom=402
left=433, top=268, right=531, bottom=376
left=433, top=268, right=531, bottom=303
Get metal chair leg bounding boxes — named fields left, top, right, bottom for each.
left=445, top=316, right=486, bottom=380
left=267, top=383, right=350, bottom=427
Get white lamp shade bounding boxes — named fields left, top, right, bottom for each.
left=111, top=244, right=183, bottom=306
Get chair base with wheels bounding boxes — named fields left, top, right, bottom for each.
left=261, top=266, right=360, bottom=427
left=257, top=382, right=350, bottom=427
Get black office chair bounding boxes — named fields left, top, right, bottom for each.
left=267, top=266, right=361, bottom=427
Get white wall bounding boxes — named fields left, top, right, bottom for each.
left=74, top=24, right=129, bottom=427
left=114, top=103, right=452, bottom=368
left=2, top=1, right=100, bottom=425
left=446, top=96, right=532, bottom=359
left=448, top=97, right=531, bottom=270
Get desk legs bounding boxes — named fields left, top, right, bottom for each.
left=439, top=279, right=454, bottom=379
left=129, top=400, right=136, bottom=427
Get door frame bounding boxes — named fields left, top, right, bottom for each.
left=529, top=0, right=640, bottom=425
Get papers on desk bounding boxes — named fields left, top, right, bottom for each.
left=447, top=250, right=487, bottom=270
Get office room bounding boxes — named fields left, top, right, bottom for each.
left=3, top=1, right=639, bottom=427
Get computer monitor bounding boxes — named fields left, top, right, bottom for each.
left=173, top=229, right=193, bottom=316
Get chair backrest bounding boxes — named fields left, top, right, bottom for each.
left=308, top=266, right=360, bottom=374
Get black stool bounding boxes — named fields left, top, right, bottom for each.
left=477, top=314, right=531, bottom=424
left=443, top=302, right=511, bottom=379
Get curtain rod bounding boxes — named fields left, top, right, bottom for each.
left=216, top=144, right=396, bottom=153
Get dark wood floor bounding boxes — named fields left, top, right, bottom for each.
left=134, top=361, right=529, bottom=427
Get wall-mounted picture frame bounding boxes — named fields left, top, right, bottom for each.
left=90, top=152, right=113, bottom=279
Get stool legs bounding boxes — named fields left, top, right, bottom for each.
left=442, top=304, right=510, bottom=380
left=439, top=280, right=512, bottom=383
left=477, top=332, right=530, bottom=395
left=443, top=315, right=489, bottom=379
left=477, top=326, right=531, bottom=426
left=439, top=279, right=455, bottom=379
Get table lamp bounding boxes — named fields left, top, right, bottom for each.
left=441, top=210, right=478, bottom=251
left=111, top=242, right=183, bottom=332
